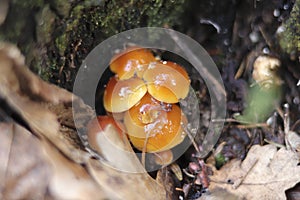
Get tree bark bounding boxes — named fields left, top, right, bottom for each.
left=278, top=0, right=300, bottom=57
left=0, top=0, right=186, bottom=90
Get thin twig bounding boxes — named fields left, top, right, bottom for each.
left=212, top=118, right=269, bottom=128
left=264, top=139, right=285, bottom=148
left=234, top=60, right=245, bottom=79
left=232, top=159, right=258, bottom=189
left=182, top=168, right=196, bottom=178
left=283, top=103, right=291, bottom=150
left=291, top=119, right=300, bottom=131
left=183, top=125, right=201, bottom=154
left=235, top=123, right=269, bottom=129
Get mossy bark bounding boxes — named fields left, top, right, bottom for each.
left=0, top=0, right=186, bottom=90
left=278, top=0, right=300, bottom=56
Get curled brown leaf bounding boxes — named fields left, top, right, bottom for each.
left=0, top=42, right=166, bottom=199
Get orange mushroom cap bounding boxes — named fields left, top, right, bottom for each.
left=143, top=61, right=190, bottom=103
left=103, top=76, right=147, bottom=113
left=110, top=47, right=157, bottom=80
left=124, top=93, right=187, bottom=152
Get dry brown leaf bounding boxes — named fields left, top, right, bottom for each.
left=0, top=42, right=166, bottom=199
left=87, top=158, right=166, bottom=200
left=287, top=131, right=300, bottom=152
left=0, top=122, right=106, bottom=200
left=90, top=124, right=146, bottom=172
left=86, top=124, right=166, bottom=199
left=0, top=43, right=72, bottom=104
left=206, top=145, right=300, bottom=200
left=42, top=138, right=105, bottom=199
left=0, top=123, right=50, bottom=199
left=0, top=42, right=89, bottom=163
left=0, top=0, right=8, bottom=25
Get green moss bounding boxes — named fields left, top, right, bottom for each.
left=35, top=5, right=56, bottom=44
left=48, top=0, right=71, bottom=17
left=66, top=5, right=83, bottom=32
left=278, top=0, right=300, bottom=54
left=55, top=33, right=67, bottom=56
left=145, top=0, right=185, bottom=27
left=82, top=0, right=186, bottom=37
left=215, top=153, right=226, bottom=169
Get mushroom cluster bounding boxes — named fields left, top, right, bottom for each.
left=93, top=47, right=191, bottom=156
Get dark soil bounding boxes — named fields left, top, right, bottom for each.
left=178, top=0, right=300, bottom=199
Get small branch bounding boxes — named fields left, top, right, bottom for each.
left=182, top=125, right=201, bottom=154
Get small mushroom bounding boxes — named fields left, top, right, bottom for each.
left=143, top=61, right=190, bottom=103
left=110, top=47, right=157, bottom=80
left=124, top=93, right=187, bottom=152
left=252, top=55, right=282, bottom=88
left=154, top=150, right=174, bottom=166
left=87, top=115, right=125, bottom=152
left=102, top=47, right=191, bottom=157
left=103, top=76, right=147, bottom=113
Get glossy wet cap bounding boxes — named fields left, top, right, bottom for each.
left=103, top=76, right=147, bottom=113
left=143, top=61, right=190, bottom=103
left=110, top=47, right=157, bottom=80
left=124, top=93, right=187, bottom=152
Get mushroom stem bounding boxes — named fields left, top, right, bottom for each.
left=141, top=132, right=150, bottom=167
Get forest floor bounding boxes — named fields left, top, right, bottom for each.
left=0, top=0, right=299, bottom=199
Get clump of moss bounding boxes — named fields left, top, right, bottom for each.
left=35, top=5, right=56, bottom=44
left=55, top=33, right=67, bottom=56
left=278, top=0, right=300, bottom=54
left=79, top=0, right=185, bottom=37
left=215, top=153, right=226, bottom=169
left=48, top=0, right=71, bottom=17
